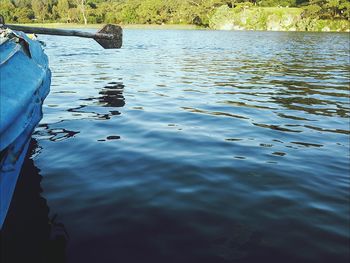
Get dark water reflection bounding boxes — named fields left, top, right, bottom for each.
left=36, top=123, right=79, bottom=142
left=24, top=30, right=350, bottom=262
left=1, top=140, right=68, bottom=263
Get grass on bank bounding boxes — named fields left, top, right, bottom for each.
left=15, top=23, right=199, bottom=30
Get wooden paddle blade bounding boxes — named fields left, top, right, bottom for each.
left=94, top=24, right=122, bottom=49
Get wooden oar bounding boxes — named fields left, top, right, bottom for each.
left=4, top=24, right=122, bottom=49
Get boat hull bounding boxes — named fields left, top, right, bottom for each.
left=0, top=29, right=51, bottom=228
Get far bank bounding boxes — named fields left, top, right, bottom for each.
left=13, top=21, right=349, bottom=33
left=210, top=6, right=349, bottom=32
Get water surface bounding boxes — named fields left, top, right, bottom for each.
left=11, top=30, right=350, bottom=262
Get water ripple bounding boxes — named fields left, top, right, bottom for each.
left=31, top=30, right=350, bottom=263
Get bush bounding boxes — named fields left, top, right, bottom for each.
left=302, top=4, right=322, bottom=19
left=210, top=5, right=348, bottom=31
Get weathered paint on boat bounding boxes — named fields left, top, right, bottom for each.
left=0, top=29, right=51, bottom=228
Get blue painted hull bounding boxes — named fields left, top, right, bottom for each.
left=0, top=29, right=51, bottom=228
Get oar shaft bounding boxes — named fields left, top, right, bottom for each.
left=3, top=23, right=122, bottom=49
left=5, top=24, right=113, bottom=40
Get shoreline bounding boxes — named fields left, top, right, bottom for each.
left=15, top=23, right=200, bottom=30
left=13, top=23, right=350, bottom=32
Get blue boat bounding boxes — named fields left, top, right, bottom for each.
left=0, top=28, right=51, bottom=228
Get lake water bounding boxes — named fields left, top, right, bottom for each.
left=2, top=30, right=350, bottom=263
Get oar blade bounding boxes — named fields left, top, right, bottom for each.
left=94, top=24, right=122, bottom=49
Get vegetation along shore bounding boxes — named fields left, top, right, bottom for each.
left=1, top=0, right=349, bottom=32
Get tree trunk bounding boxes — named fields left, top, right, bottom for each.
left=81, top=0, right=87, bottom=25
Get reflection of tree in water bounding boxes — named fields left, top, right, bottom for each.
left=210, top=56, right=349, bottom=135
left=75, top=82, right=126, bottom=120
left=98, top=82, right=125, bottom=108
left=269, top=79, right=350, bottom=118
left=0, top=139, right=68, bottom=263
left=35, top=123, right=80, bottom=142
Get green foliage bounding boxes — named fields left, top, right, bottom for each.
left=0, top=0, right=348, bottom=31
left=13, top=7, right=34, bottom=23
left=258, top=0, right=297, bottom=7
left=137, top=0, right=165, bottom=24
left=56, top=0, right=70, bottom=22
left=0, top=0, right=17, bottom=23
left=302, top=4, right=322, bottom=18
left=210, top=4, right=348, bottom=31
left=324, top=0, right=341, bottom=17
left=339, top=1, right=350, bottom=19
left=117, top=1, right=140, bottom=24
left=303, top=0, right=350, bottom=19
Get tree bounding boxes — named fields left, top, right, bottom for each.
left=57, top=0, right=70, bottom=22
left=0, top=0, right=16, bottom=23
left=324, top=0, right=341, bottom=17
left=259, top=0, right=297, bottom=7
left=31, top=0, right=49, bottom=22
left=13, top=7, right=34, bottom=23
left=339, top=0, right=350, bottom=19
left=116, top=0, right=140, bottom=24
left=302, top=4, right=322, bottom=18
left=137, top=0, right=172, bottom=24
left=12, top=0, right=33, bottom=8
left=0, top=0, right=348, bottom=26
left=74, top=0, right=88, bottom=24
